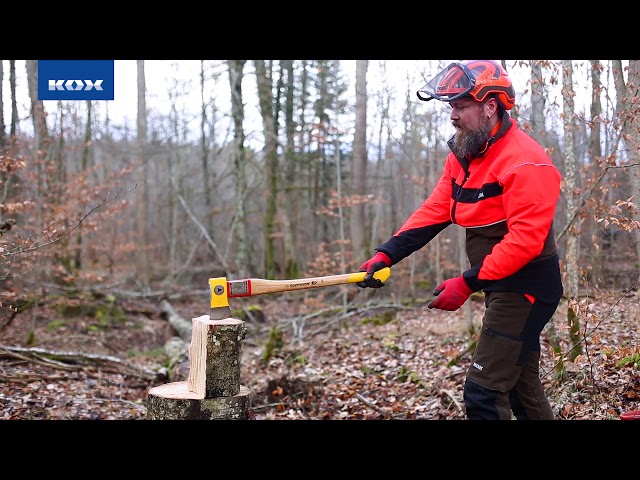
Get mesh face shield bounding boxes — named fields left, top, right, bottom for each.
left=416, top=60, right=516, bottom=110
left=416, top=62, right=476, bottom=102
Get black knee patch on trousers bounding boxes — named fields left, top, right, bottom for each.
left=463, top=380, right=501, bottom=420
left=517, top=300, right=561, bottom=366
left=508, top=389, right=528, bottom=420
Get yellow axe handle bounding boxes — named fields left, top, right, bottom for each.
left=226, top=267, right=391, bottom=298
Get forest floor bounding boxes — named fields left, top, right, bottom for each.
left=1, top=285, right=639, bottom=421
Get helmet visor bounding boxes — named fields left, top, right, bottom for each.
left=416, top=62, right=476, bottom=102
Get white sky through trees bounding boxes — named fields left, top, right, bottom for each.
left=1, top=60, right=607, bottom=151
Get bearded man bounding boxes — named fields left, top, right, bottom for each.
left=357, top=60, right=563, bottom=420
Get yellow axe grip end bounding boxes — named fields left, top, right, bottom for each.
left=347, top=267, right=391, bottom=284
left=208, top=277, right=230, bottom=309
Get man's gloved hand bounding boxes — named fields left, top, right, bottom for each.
left=428, top=276, right=473, bottom=311
left=357, top=252, right=392, bottom=288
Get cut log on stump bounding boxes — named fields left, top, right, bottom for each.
left=146, top=382, right=253, bottom=420
left=146, top=315, right=252, bottom=420
left=188, top=315, right=247, bottom=398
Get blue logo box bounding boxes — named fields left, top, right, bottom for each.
left=37, top=60, right=114, bottom=101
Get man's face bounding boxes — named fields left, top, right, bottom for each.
left=448, top=97, right=493, bottom=160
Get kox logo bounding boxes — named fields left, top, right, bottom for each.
left=38, top=60, right=114, bottom=101
left=48, top=80, right=104, bottom=91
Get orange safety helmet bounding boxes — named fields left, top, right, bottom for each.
left=417, top=60, right=516, bottom=110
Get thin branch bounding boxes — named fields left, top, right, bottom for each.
left=303, top=302, right=410, bottom=339
left=555, top=128, right=640, bottom=242
left=2, top=186, right=133, bottom=257
left=172, top=176, right=230, bottom=273
left=440, top=388, right=464, bottom=413
left=0, top=345, right=161, bottom=381
left=354, top=392, right=390, bottom=417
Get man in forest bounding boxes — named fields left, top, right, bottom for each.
left=357, top=60, right=563, bottom=420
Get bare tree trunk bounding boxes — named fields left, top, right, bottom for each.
left=529, top=60, right=562, bottom=362
left=369, top=62, right=390, bottom=253
left=613, top=60, right=640, bottom=283
left=314, top=62, right=331, bottom=246
left=255, top=60, right=279, bottom=279
left=0, top=60, right=5, bottom=147
left=24, top=59, right=49, bottom=336
left=625, top=61, right=640, bottom=280
left=501, top=60, right=518, bottom=124
left=10, top=60, right=17, bottom=137
left=530, top=60, right=546, bottom=143
left=0, top=60, right=19, bottom=226
left=297, top=61, right=313, bottom=269
left=350, top=60, right=368, bottom=262
left=164, top=90, right=183, bottom=283
left=407, top=104, right=421, bottom=301
left=136, top=60, right=150, bottom=287
left=25, top=61, right=49, bottom=144
left=166, top=137, right=177, bottom=281
left=589, top=60, right=605, bottom=284
left=589, top=61, right=603, bottom=161
left=335, top=138, right=348, bottom=309
left=228, top=60, right=249, bottom=278
left=200, top=61, right=213, bottom=237
left=25, top=60, right=48, bottom=225
left=459, top=225, right=474, bottom=334
left=74, top=100, right=92, bottom=271
left=281, top=60, right=299, bottom=278
left=562, top=60, right=583, bottom=361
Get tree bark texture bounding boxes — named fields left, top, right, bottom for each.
left=136, top=60, right=150, bottom=287
left=350, top=59, right=368, bottom=261
left=0, top=60, right=5, bottom=147
left=146, top=384, right=253, bottom=420
left=255, top=60, right=279, bottom=279
left=228, top=60, right=249, bottom=278
left=561, top=60, right=583, bottom=360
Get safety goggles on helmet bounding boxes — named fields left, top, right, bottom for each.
left=416, top=60, right=516, bottom=110
left=417, top=62, right=476, bottom=102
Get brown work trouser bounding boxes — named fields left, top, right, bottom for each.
left=464, top=291, right=556, bottom=420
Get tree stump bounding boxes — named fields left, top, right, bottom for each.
left=146, top=315, right=253, bottom=420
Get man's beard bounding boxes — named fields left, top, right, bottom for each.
left=450, top=116, right=493, bottom=160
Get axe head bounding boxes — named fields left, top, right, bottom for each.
left=208, top=277, right=233, bottom=320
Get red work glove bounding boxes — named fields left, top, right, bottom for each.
left=357, top=252, right=392, bottom=288
left=428, top=276, right=473, bottom=311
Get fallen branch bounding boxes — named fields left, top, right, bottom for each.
left=0, top=373, right=65, bottom=383
left=354, top=392, right=390, bottom=418
left=0, top=345, right=161, bottom=381
left=0, top=346, right=75, bottom=370
left=160, top=299, right=192, bottom=343
left=440, top=388, right=464, bottom=413
left=85, top=397, right=147, bottom=409
left=288, top=301, right=411, bottom=340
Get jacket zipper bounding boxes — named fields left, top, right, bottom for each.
left=483, top=326, right=521, bottom=341
left=451, top=168, right=470, bottom=224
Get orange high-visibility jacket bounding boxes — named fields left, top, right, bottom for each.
left=376, top=113, right=563, bottom=303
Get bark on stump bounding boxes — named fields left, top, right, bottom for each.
left=146, top=315, right=253, bottom=420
